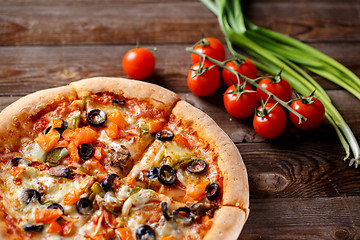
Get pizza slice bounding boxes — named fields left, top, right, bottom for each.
left=119, top=100, right=249, bottom=240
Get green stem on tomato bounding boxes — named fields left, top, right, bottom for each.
left=186, top=47, right=307, bottom=122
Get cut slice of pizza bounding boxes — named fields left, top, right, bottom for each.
left=121, top=100, right=249, bottom=240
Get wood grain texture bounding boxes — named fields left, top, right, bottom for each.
left=246, top=1, right=360, bottom=43
left=0, top=0, right=359, bottom=46
left=239, top=142, right=360, bottom=199
left=241, top=197, right=360, bottom=239
left=0, top=0, right=360, bottom=239
left=0, top=0, right=223, bottom=46
left=0, top=43, right=359, bottom=96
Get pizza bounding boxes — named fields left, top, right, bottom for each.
left=0, top=77, right=249, bottom=240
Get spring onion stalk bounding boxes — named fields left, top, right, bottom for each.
left=199, top=0, right=360, bottom=166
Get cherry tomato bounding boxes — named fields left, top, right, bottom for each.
left=191, top=37, right=225, bottom=65
left=222, top=59, right=257, bottom=87
left=289, top=97, right=325, bottom=130
left=187, top=62, right=220, bottom=97
left=253, top=103, right=287, bottom=139
left=223, top=85, right=258, bottom=119
left=256, top=77, right=292, bottom=103
left=122, top=48, right=155, bottom=80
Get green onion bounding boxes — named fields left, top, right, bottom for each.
left=198, top=0, right=360, bottom=166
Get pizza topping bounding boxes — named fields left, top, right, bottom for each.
left=108, top=111, right=129, bottom=130
left=78, top=143, right=94, bottom=160
left=158, top=165, right=177, bottom=186
left=101, top=173, right=119, bottom=192
left=161, top=201, right=172, bottom=221
left=45, top=147, right=69, bottom=166
left=20, top=189, right=41, bottom=204
left=172, top=206, right=194, bottom=225
left=24, top=224, right=44, bottom=232
left=112, top=99, right=126, bottom=105
left=44, top=119, right=68, bottom=136
left=186, top=159, right=207, bottom=173
left=76, top=198, right=93, bottom=215
left=188, top=202, right=211, bottom=217
left=87, top=109, right=107, bottom=127
left=115, top=228, right=132, bottom=240
left=148, top=167, right=159, bottom=180
left=36, top=128, right=61, bottom=152
left=34, top=208, right=64, bottom=224
left=73, top=127, right=97, bottom=147
left=205, top=182, right=220, bottom=201
left=155, top=129, right=174, bottom=141
left=47, top=203, right=65, bottom=215
left=88, top=182, right=103, bottom=201
left=136, top=225, right=156, bottom=240
left=49, top=165, right=73, bottom=179
left=9, top=157, right=29, bottom=167
left=106, top=146, right=133, bottom=176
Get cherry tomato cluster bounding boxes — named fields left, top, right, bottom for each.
left=188, top=37, right=325, bottom=139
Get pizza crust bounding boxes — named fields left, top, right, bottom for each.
left=69, top=77, right=180, bottom=113
left=203, top=206, right=247, bottom=240
left=0, top=86, right=77, bottom=151
left=171, top=100, right=249, bottom=214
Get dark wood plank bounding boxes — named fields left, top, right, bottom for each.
left=0, top=43, right=359, bottom=95
left=0, top=0, right=359, bottom=46
left=247, top=0, right=360, bottom=43
left=239, top=142, right=360, bottom=199
left=240, top=196, right=360, bottom=239
left=0, top=1, right=223, bottom=46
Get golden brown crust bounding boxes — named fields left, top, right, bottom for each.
left=0, top=86, right=77, bottom=151
left=69, top=77, right=180, bottom=113
left=171, top=100, right=249, bottom=213
left=203, top=206, right=247, bottom=240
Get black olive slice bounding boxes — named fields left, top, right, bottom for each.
left=47, top=203, right=65, bottom=215
left=44, top=119, right=68, bottom=135
left=9, top=157, right=29, bottom=167
left=76, top=198, right=93, bottom=215
left=205, top=182, right=220, bottom=201
left=86, top=109, right=107, bottom=127
left=186, top=159, right=207, bottom=173
left=24, top=224, right=44, bottom=232
left=78, top=144, right=94, bottom=160
left=20, top=189, right=41, bottom=204
left=136, top=225, right=155, bottom=240
left=172, top=206, right=194, bottom=225
left=148, top=167, right=159, bottom=180
left=100, top=173, right=119, bottom=192
left=161, top=202, right=171, bottom=221
left=112, top=99, right=126, bottom=105
left=155, top=129, right=174, bottom=141
left=158, top=165, right=177, bottom=186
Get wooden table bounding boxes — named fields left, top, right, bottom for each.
left=1, top=0, right=359, bottom=239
